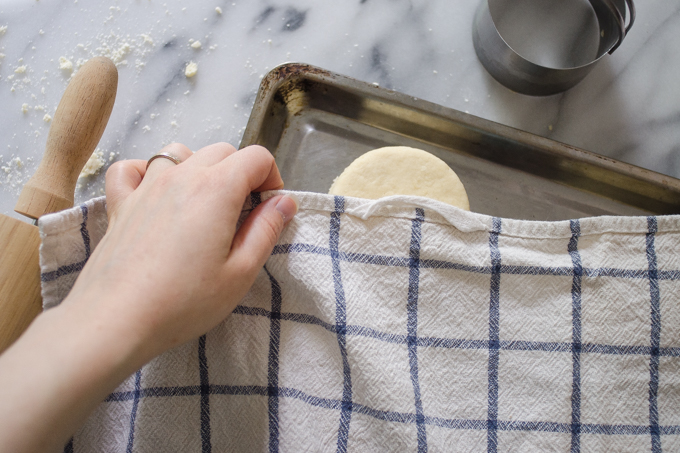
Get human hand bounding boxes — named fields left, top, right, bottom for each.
left=0, top=142, right=297, bottom=453
left=64, top=142, right=297, bottom=363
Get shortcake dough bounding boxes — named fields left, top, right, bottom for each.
left=328, top=146, right=469, bottom=210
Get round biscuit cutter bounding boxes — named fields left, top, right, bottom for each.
left=473, top=0, right=635, bottom=96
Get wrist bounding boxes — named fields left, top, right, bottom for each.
left=56, top=289, right=152, bottom=376
left=0, top=293, right=149, bottom=452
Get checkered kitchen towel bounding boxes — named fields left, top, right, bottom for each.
left=39, top=191, right=680, bottom=452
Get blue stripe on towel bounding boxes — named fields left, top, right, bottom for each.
left=568, top=220, right=583, bottom=453
left=271, top=242, right=680, bottom=281
left=199, top=335, right=211, bottom=453
left=265, top=266, right=282, bottom=453
left=646, top=216, right=661, bottom=453
left=104, top=382, right=680, bottom=438
left=251, top=192, right=262, bottom=209
left=330, top=196, right=353, bottom=453
left=487, top=217, right=502, bottom=453
left=407, top=208, right=427, bottom=452
left=41, top=204, right=91, bottom=282
left=79, top=205, right=91, bottom=258
left=232, top=304, right=680, bottom=358
left=126, top=369, right=142, bottom=453
left=45, top=240, right=680, bottom=285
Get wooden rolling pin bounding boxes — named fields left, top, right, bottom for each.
left=0, top=57, right=117, bottom=354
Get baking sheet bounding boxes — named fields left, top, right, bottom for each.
left=241, top=63, right=680, bottom=221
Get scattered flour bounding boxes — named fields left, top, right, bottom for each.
left=185, top=61, right=198, bottom=77
left=0, top=156, right=29, bottom=190
left=78, top=149, right=105, bottom=178
left=108, top=42, right=130, bottom=65
left=58, top=57, right=73, bottom=71
left=0, top=8, right=235, bottom=200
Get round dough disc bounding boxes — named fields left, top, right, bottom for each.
left=328, top=146, right=470, bottom=210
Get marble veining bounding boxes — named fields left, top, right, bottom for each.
left=0, top=0, right=679, bottom=219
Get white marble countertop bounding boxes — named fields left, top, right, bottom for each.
left=1, top=0, right=679, bottom=220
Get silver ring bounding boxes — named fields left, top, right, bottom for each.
left=146, top=152, right=182, bottom=169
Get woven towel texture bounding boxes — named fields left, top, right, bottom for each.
left=39, top=191, right=680, bottom=453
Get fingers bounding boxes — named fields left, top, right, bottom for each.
left=142, top=143, right=193, bottom=185
left=107, top=143, right=283, bottom=224
left=214, top=146, right=284, bottom=203
left=105, top=160, right=146, bottom=220
left=225, top=194, right=298, bottom=279
left=185, top=142, right=238, bottom=167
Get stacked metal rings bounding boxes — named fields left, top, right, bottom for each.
left=473, top=0, right=636, bottom=96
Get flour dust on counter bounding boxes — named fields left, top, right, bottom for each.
left=78, top=149, right=106, bottom=179
left=185, top=61, right=198, bottom=77
left=0, top=155, right=31, bottom=191
left=0, top=1, right=230, bottom=213
left=58, top=57, right=73, bottom=72
left=75, top=149, right=119, bottom=197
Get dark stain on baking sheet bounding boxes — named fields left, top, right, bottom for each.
left=270, top=63, right=331, bottom=82
left=272, top=79, right=313, bottom=116
left=245, top=65, right=334, bottom=154
left=260, top=64, right=332, bottom=111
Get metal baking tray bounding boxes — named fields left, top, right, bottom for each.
left=241, top=63, right=680, bottom=220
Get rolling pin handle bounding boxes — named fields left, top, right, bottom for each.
left=14, top=57, right=118, bottom=219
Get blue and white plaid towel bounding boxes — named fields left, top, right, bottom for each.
left=39, top=191, right=680, bottom=452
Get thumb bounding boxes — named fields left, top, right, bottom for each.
left=226, top=195, right=298, bottom=276
left=104, top=160, right=146, bottom=222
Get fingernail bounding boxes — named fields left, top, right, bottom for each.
left=275, top=194, right=299, bottom=223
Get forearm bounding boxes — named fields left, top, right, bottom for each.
left=0, top=296, right=146, bottom=453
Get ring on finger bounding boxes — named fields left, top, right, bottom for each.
left=146, top=152, right=183, bottom=169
